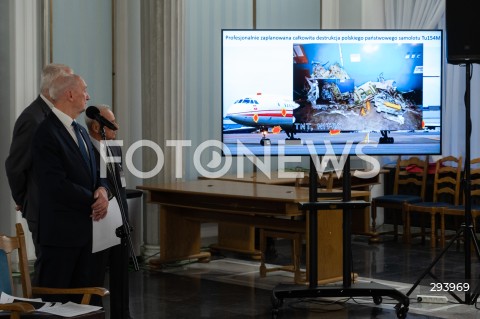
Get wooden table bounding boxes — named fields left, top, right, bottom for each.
left=138, top=179, right=370, bottom=284
left=200, top=169, right=381, bottom=237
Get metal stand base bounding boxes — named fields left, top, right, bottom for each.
left=272, top=282, right=409, bottom=318
left=406, top=223, right=480, bottom=304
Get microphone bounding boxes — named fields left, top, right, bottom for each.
left=86, top=106, right=118, bottom=131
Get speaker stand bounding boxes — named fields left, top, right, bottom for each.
left=406, top=62, right=480, bottom=304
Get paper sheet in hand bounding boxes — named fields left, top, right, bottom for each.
left=92, top=196, right=123, bottom=253
left=38, top=302, right=102, bottom=317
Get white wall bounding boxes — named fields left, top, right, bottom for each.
left=0, top=0, right=14, bottom=237
left=0, top=0, right=43, bottom=256
left=256, top=0, right=320, bottom=29
left=51, top=0, right=112, bottom=110
left=184, top=0, right=322, bottom=180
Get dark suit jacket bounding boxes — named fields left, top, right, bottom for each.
left=5, top=95, right=51, bottom=223
left=32, top=111, right=106, bottom=247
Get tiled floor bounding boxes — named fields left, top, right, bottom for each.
left=111, top=231, right=480, bottom=319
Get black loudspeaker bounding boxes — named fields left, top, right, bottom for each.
left=446, top=0, right=480, bottom=64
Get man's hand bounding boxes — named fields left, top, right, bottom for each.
left=91, top=187, right=109, bottom=221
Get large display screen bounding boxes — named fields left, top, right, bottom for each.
left=222, top=29, right=442, bottom=156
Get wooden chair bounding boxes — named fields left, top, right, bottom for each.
left=259, top=229, right=304, bottom=283
left=405, top=156, right=462, bottom=247
left=370, top=156, right=428, bottom=243
left=0, top=223, right=109, bottom=318
left=0, top=301, right=35, bottom=319
left=441, top=157, right=480, bottom=247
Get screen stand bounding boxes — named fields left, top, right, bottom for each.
left=271, top=156, right=409, bottom=318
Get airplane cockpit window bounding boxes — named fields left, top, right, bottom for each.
left=234, top=98, right=259, bottom=104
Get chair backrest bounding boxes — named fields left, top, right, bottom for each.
left=0, top=223, right=33, bottom=299
left=393, top=156, right=428, bottom=199
left=465, top=157, right=480, bottom=205
left=432, top=156, right=462, bottom=205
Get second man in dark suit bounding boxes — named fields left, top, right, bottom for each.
left=31, top=73, right=110, bottom=299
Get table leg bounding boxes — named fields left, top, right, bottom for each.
left=149, top=205, right=211, bottom=268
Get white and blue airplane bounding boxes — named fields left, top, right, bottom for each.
left=225, top=93, right=300, bottom=144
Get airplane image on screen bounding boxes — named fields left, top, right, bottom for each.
left=225, top=93, right=300, bottom=145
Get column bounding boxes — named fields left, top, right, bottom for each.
left=140, top=0, right=185, bottom=259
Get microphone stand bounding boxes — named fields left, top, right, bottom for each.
left=99, top=126, right=140, bottom=272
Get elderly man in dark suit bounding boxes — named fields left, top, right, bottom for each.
left=5, top=63, right=73, bottom=280
left=31, top=73, right=110, bottom=299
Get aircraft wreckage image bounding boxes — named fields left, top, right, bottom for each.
left=298, top=62, right=422, bottom=131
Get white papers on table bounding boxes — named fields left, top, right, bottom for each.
left=92, top=196, right=123, bottom=253
left=1, top=292, right=102, bottom=317
left=38, top=302, right=102, bottom=317
left=0, top=292, right=49, bottom=309
left=0, top=292, right=42, bottom=304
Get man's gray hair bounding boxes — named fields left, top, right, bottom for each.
left=40, top=63, right=73, bottom=94
left=85, top=104, right=112, bottom=131
left=48, top=73, right=81, bottom=101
